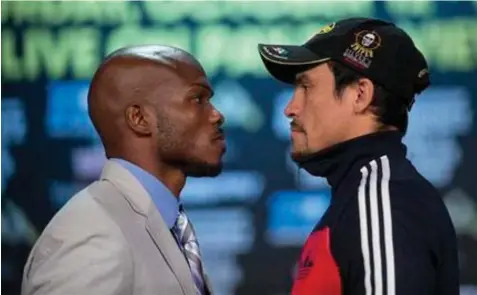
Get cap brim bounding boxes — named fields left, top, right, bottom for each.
left=258, top=43, right=330, bottom=84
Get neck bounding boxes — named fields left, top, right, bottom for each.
left=108, top=152, right=186, bottom=197
left=344, top=116, right=397, bottom=143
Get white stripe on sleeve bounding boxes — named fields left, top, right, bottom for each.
left=358, top=156, right=395, bottom=295
left=381, top=155, right=395, bottom=295
left=358, top=166, right=372, bottom=295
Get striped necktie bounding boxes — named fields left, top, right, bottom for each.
left=173, top=205, right=206, bottom=295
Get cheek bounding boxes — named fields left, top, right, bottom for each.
left=186, top=120, right=209, bottom=146
left=172, top=109, right=202, bottom=137
left=302, top=91, right=331, bottom=133
left=182, top=118, right=212, bottom=151
left=302, top=93, right=348, bottom=148
left=190, top=131, right=210, bottom=150
left=155, top=108, right=196, bottom=149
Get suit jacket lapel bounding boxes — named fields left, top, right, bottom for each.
left=100, top=160, right=197, bottom=295
left=145, top=204, right=197, bottom=295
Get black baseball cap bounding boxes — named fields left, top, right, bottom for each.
left=258, top=17, right=430, bottom=108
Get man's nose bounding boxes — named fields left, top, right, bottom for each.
left=284, top=96, right=298, bottom=119
left=211, top=107, right=225, bottom=126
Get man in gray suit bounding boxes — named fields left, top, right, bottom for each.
left=22, top=45, right=226, bottom=295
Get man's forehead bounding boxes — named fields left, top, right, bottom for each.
left=101, top=45, right=211, bottom=93
left=175, top=62, right=209, bottom=85
left=295, top=63, right=331, bottom=82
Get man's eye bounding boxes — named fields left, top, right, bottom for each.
left=193, top=95, right=203, bottom=103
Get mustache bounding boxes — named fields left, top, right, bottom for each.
left=213, top=128, right=225, bottom=139
left=290, top=121, right=305, bottom=132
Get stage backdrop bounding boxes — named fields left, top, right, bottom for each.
left=2, top=1, right=477, bottom=295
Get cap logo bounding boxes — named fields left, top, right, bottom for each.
left=317, top=22, right=335, bottom=35
left=353, top=31, right=381, bottom=57
left=263, top=46, right=289, bottom=60
left=343, top=30, right=381, bottom=69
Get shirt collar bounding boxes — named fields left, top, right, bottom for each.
left=111, top=158, right=179, bottom=229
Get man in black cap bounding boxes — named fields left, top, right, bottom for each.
left=258, top=18, right=459, bottom=295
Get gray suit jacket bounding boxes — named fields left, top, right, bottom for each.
left=22, top=160, right=212, bottom=295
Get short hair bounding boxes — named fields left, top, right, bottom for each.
left=327, top=61, right=410, bottom=134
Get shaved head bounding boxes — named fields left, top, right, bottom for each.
left=104, top=45, right=204, bottom=71
left=88, top=45, right=202, bottom=149
left=87, top=45, right=225, bottom=191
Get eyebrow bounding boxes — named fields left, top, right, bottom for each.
left=294, top=73, right=310, bottom=85
left=191, top=83, right=215, bottom=97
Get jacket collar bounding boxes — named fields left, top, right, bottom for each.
left=99, top=160, right=154, bottom=216
left=295, top=131, right=407, bottom=188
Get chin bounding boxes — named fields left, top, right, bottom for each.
left=290, top=148, right=316, bottom=162
left=291, top=151, right=306, bottom=162
left=184, top=161, right=223, bottom=177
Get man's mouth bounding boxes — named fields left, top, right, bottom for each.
left=290, top=122, right=304, bottom=133
left=214, top=136, right=226, bottom=154
left=214, top=134, right=225, bottom=141
left=213, top=129, right=225, bottom=141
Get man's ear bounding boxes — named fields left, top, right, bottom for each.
left=125, top=104, right=153, bottom=136
left=353, top=78, right=375, bottom=114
